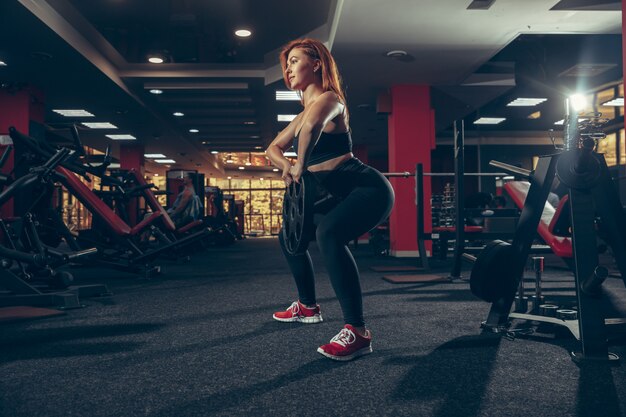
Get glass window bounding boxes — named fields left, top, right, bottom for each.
left=597, top=132, right=617, bottom=167
left=595, top=87, right=616, bottom=120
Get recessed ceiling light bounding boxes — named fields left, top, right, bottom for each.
left=226, top=159, right=234, bottom=164
left=154, top=173, right=159, bottom=177
left=144, top=153, right=166, bottom=158
left=189, top=128, right=199, bottom=133
left=254, top=146, right=263, bottom=150
left=473, top=117, right=506, bottom=125
left=272, top=168, right=279, bottom=172
left=148, top=55, right=165, bottom=64
left=227, top=176, right=232, bottom=180
left=235, top=29, right=252, bottom=38
left=602, top=98, right=623, bottom=106
left=386, top=50, right=407, bottom=58
left=527, top=111, right=541, bottom=119
left=277, top=114, right=297, bottom=122
left=283, top=151, right=297, bottom=157
left=211, top=151, right=219, bottom=154
left=155, top=159, right=176, bottom=164
left=245, top=162, right=252, bottom=166
left=507, top=98, right=548, bottom=107
left=106, top=134, right=136, bottom=140
left=149, top=89, right=163, bottom=95
left=276, top=90, right=300, bottom=101
left=82, top=122, right=118, bottom=129
left=238, top=166, right=245, bottom=170
left=173, top=112, right=184, bottom=117
left=53, top=109, right=94, bottom=117
left=260, top=178, right=264, bottom=181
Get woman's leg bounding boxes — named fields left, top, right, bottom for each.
left=315, top=184, right=393, bottom=327
left=278, top=231, right=317, bottom=306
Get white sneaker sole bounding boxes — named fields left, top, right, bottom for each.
left=317, top=345, right=373, bottom=361
left=272, top=314, right=323, bottom=324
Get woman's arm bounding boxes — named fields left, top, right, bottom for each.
left=266, top=113, right=303, bottom=185
left=291, top=92, right=344, bottom=181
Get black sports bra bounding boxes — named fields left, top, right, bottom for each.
left=292, top=130, right=352, bottom=167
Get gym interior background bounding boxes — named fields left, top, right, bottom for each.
left=1, top=1, right=626, bottom=416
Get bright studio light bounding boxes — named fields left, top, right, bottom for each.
left=569, top=94, right=588, bottom=112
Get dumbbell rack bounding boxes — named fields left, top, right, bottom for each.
left=480, top=145, right=626, bottom=362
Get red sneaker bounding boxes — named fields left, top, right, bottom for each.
left=317, top=324, right=372, bottom=361
left=272, top=301, right=323, bottom=324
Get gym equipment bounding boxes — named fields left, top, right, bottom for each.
left=0, top=148, right=105, bottom=308
left=281, top=172, right=317, bottom=255
left=470, top=101, right=626, bottom=362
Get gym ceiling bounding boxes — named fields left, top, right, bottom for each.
left=0, top=0, right=622, bottom=177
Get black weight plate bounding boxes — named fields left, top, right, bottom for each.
left=282, top=171, right=317, bottom=255
left=470, top=240, right=517, bottom=302
left=555, top=149, right=601, bottom=190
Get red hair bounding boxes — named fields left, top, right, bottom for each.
left=279, top=38, right=349, bottom=120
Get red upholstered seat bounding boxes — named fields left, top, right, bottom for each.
left=177, top=219, right=203, bottom=234
left=127, top=169, right=177, bottom=232
left=56, top=166, right=131, bottom=236
left=504, top=181, right=572, bottom=258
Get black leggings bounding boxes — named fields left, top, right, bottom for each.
left=279, top=158, right=394, bottom=327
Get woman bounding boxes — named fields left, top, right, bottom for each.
left=266, top=38, right=394, bottom=361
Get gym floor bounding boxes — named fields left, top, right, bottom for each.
left=1, top=238, right=625, bottom=417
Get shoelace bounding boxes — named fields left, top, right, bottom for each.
left=288, top=301, right=301, bottom=315
left=330, top=328, right=356, bottom=347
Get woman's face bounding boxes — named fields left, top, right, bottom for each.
left=285, top=48, right=319, bottom=91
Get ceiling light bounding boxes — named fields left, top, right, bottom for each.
left=189, top=128, right=199, bottom=133
left=245, top=162, right=252, bottom=166
left=82, top=122, right=118, bottom=129
left=235, top=29, right=252, bottom=38
left=244, top=121, right=256, bottom=125
left=154, top=173, right=159, bottom=177
left=155, top=159, right=176, bottom=164
left=507, top=98, right=548, bottom=107
left=173, top=112, right=184, bottom=117
left=386, top=50, right=407, bottom=58
left=148, top=55, right=165, bottom=64
left=144, top=153, right=166, bottom=158
left=260, top=178, right=264, bottom=181
left=106, top=134, right=136, bottom=140
left=149, top=89, right=163, bottom=95
left=53, top=109, right=94, bottom=117
left=0, top=60, right=7, bottom=66
left=211, top=151, right=219, bottom=154
left=473, top=117, right=506, bottom=125
left=254, top=146, right=263, bottom=150
left=569, top=94, right=588, bottom=112
left=283, top=151, right=297, bottom=157
left=273, top=168, right=279, bottom=172
left=227, top=176, right=232, bottom=180
left=276, top=90, right=300, bottom=101
left=238, top=166, right=245, bottom=170
left=527, top=111, right=541, bottom=119
left=226, top=157, right=234, bottom=163
left=602, top=98, right=624, bottom=106
left=277, top=114, right=297, bottom=122
left=554, top=118, right=587, bottom=125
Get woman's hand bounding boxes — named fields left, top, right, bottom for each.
left=282, top=163, right=294, bottom=187
left=289, top=162, right=304, bottom=184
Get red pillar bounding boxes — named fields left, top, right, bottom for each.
left=120, top=143, right=145, bottom=225
left=0, top=86, right=45, bottom=217
left=387, top=85, right=435, bottom=257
